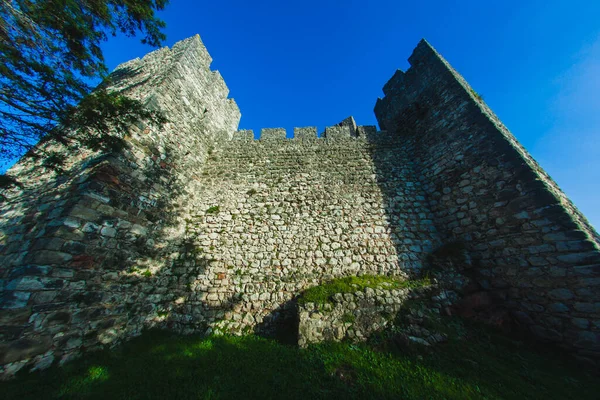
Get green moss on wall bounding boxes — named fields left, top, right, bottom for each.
left=298, top=275, right=431, bottom=305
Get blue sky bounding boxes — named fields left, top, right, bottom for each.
left=92, top=1, right=600, bottom=230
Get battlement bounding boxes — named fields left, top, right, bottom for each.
left=294, top=127, right=318, bottom=140
left=323, top=125, right=353, bottom=139
left=232, top=123, right=382, bottom=141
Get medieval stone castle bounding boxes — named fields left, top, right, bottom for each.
left=0, top=34, right=598, bottom=378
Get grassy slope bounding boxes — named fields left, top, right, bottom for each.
left=298, top=275, right=431, bottom=305
left=2, top=322, right=598, bottom=400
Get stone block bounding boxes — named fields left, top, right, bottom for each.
left=0, top=291, right=31, bottom=309
left=9, top=265, right=52, bottom=278
left=0, top=307, right=32, bottom=325
left=293, top=127, right=317, bottom=140
left=530, top=325, right=563, bottom=342
left=548, top=288, right=574, bottom=301
left=0, top=335, right=52, bottom=364
left=7, top=277, right=65, bottom=292
left=557, top=252, right=600, bottom=265
left=574, top=303, right=600, bottom=313
left=68, top=205, right=101, bottom=222
left=28, top=250, right=73, bottom=265
left=260, top=128, right=286, bottom=140
left=323, top=126, right=352, bottom=139
left=234, top=130, right=254, bottom=141
left=356, top=125, right=377, bottom=137
left=548, top=303, right=570, bottom=313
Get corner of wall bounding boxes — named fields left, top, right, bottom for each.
left=375, top=38, right=600, bottom=361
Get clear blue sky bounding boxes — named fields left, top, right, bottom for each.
left=104, top=1, right=599, bottom=230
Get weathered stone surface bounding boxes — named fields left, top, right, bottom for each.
left=0, top=336, right=52, bottom=364
left=299, top=284, right=455, bottom=348
left=374, top=39, right=600, bottom=365
left=0, top=292, right=31, bottom=309
left=548, top=289, right=575, bottom=301
left=28, top=251, right=73, bottom=265
left=293, top=127, right=317, bottom=140
left=31, top=354, right=55, bottom=372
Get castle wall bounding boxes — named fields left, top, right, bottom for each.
left=0, top=36, right=240, bottom=376
left=165, top=130, right=441, bottom=335
left=2, top=33, right=599, bottom=378
left=375, top=40, right=600, bottom=362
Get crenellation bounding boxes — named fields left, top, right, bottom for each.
left=230, top=126, right=396, bottom=143
left=323, top=125, right=353, bottom=139
left=293, top=127, right=318, bottom=140
left=338, top=116, right=358, bottom=136
left=234, top=129, right=254, bottom=141
left=259, top=128, right=287, bottom=140
left=232, top=126, right=393, bottom=143
left=0, top=34, right=598, bottom=379
left=382, top=69, right=405, bottom=97
left=357, top=125, right=377, bottom=137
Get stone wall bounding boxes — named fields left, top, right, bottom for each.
left=298, top=285, right=451, bottom=347
left=375, top=39, right=600, bottom=363
left=164, top=128, right=441, bottom=336
left=0, top=35, right=240, bottom=377
left=1, top=34, right=599, bottom=378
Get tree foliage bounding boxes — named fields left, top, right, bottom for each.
left=0, top=0, right=169, bottom=173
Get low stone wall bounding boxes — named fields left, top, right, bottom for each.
left=298, top=285, right=453, bottom=347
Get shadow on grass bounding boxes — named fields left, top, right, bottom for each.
left=2, top=323, right=599, bottom=400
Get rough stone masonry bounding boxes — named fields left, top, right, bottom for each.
left=0, top=34, right=599, bottom=378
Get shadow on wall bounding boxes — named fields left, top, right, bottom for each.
left=249, top=130, right=446, bottom=345
left=365, top=134, right=442, bottom=278
left=253, top=298, right=299, bottom=345
left=374, top=39, right=600, bottom=364
left=0, top=132, right=246, bottom=374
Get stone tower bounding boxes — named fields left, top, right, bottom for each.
left=0, top=35, right=598, bottom=378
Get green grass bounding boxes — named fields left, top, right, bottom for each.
left=298, top=275, right=431, bottom=305
left=1, top=326, right=597, bottom=400
left=341, top=313, right=356, bottom=324
left=205, top=206, right=220, bottom=214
